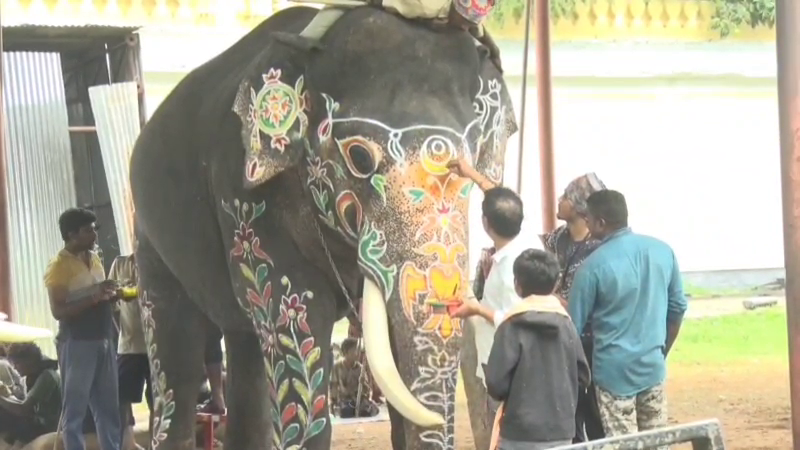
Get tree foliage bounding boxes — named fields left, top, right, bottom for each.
left=488, top=0, right=587, bottom=26
left=487, top=0, right=776, bottom=38
left=711, top=0, right=775, bottom=37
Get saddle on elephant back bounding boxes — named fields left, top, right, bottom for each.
left=294, top=0, right=504, bottom=71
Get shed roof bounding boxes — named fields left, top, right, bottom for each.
left=2, top=24, right=140, bottom=52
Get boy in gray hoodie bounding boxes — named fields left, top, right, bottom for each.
left=485, top=249, right=591, bottom=450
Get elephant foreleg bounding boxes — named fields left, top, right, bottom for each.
left=249, top=274, right=335, bottom=450
left=223, top=331, right=271, bottom=450
left=136, top=240, right=208, bottom=450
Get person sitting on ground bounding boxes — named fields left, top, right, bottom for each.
left=197, top=369, right=227, bottom=409
left=453, top=249, right=591, bottom=450
left=0, top=344, right=24, bottom=401
left=330, top=338, right=379, bottom=419
left=196, top=331, right=227, bottom=416
left=0, top=343, right=62, bottom=446
left=346, top=307, right=384, bottom=406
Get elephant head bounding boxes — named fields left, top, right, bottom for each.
left=232, top=6, right=516, bottom=445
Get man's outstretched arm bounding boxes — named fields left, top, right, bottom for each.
left=447, top=158, right=496, bottom=192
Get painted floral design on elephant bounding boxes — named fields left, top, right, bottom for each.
left=232, top=68, right=309, bottom=185
left=306, top=154, right=346, bottom=231
left=410, top=335, right=459, bottom=450
left=308, top=93, right=389, bottom=238
left=139, top=291, right=175, bottom=449
left=358, top=220, right=398, bottom=300
left=473, top=76, right=508, bottom=184
left=400, top=171, right=472, bottom=341
left=223, top=199, right=327, bottom=450
left=399, top=145, right=475, bottom=450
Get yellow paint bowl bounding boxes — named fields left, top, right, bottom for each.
left=429, top=301, right=461, bottom=315
left=120, top=286, right=138, bottom=300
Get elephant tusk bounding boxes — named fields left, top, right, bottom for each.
left=362, top=278, right=446, bottom=427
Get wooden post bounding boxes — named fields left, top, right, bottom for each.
left=0, top=21, right=13, bottom=319
left=776, top=0, right=800, bottom=447
left=534, top=0, right=556, bottom=233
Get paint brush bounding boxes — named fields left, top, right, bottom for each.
left=447, top=283, right=460, bottom=316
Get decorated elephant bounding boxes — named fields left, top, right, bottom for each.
left=129, top=5, right=517, bottom=450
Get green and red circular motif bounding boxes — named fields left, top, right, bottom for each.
left=254, top=82, right=299, bottom=136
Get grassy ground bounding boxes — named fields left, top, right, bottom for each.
left=669, top=308, right=787, bottom=366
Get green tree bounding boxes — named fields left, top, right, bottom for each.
left=486, top=0, right=776, bottom=38
left=711, top=0, right=775, bottom=37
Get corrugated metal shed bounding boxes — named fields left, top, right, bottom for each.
left=2, top=51, right=77, bottom=355
left=88, top=82, right=140, bottom=256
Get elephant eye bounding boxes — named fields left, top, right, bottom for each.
left=337, top=136, right=382, bottom=178
left=349, top=144, right=374, bottom=175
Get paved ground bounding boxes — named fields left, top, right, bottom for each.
left=684, top=295, right=784, bottom=319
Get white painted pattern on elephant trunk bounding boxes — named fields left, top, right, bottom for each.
left=362, top=278, right=446, bottom=427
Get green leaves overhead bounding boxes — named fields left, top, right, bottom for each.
left=486, top=0, right=776, bottom=38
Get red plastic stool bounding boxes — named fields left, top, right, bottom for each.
left=196, top=412, right=226, bottom=450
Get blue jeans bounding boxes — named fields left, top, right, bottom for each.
left=57, top=338, right=121, bottom=450
left=498, top=438, right=572, bottom=450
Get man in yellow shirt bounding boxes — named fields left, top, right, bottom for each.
left=44, top=208, right=121, bottom=450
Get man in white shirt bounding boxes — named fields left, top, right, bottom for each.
left=109, top=253, right=149, bottom=450
left=447, top=158, right=529, bottom=419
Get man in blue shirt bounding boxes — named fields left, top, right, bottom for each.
left=568, top=190, right=687, bottom=439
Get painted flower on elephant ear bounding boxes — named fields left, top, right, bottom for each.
left=231, top=221, right=270, bottom=262
left=277, top=292, right=311, bottom=333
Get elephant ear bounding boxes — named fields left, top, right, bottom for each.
left=471, top=48, right=518, bottom=186
left=232, top=33, right=317, bottom=188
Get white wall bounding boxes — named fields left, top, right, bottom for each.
left=465, top=80, right=782, bottom=274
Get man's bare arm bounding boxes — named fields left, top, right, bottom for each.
left=447, top=158, right=496, bottom=192
left=463, top=167, right=495, bottom=192
left=48, top=283, right=112, bottom=321
left=664, top=321, right=682, bottom=357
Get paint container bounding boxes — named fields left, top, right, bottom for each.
left=429, top=301, right=461, bottom=316
left=120, top=286, right=138, bottom=300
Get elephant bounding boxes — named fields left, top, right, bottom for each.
left=129, top=5, right=517, bottom=450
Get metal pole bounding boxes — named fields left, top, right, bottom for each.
left=776, top=0, right=800, bottom=447
left=0, top=12, right=13, bottom=320
left=68, top=126, right=97, bottom=133
left=534, top=0, right=556, bottom=233
left=516, top=0, right=533, bottom=196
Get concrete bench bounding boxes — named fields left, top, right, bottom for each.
left=553, top=419, right=726, bottom=450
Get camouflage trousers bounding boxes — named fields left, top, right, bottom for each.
left=595, top=383, right=667, bottom=449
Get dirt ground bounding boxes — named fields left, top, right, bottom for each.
left=331, top=360, right=792, bottom=450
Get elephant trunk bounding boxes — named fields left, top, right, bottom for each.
left=361, top=278, right=446, bottom=427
